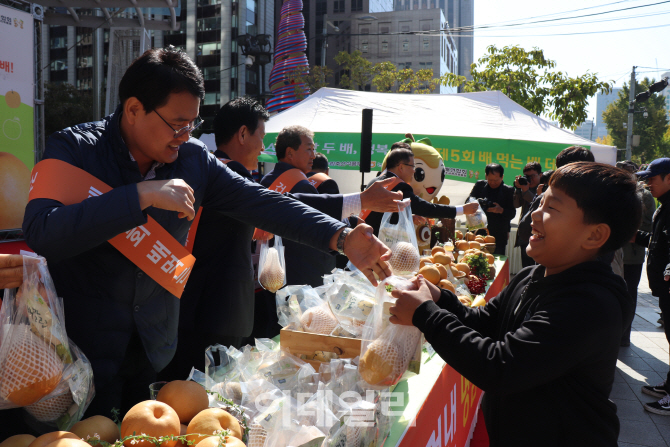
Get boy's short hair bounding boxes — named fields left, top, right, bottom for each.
left=523, top=161, right=542, bottom=175
left=312, top=152, right=329, bottom=171
left=214, top=97, right=269, bottom=146
left=386, top=148, right=414, bottom=169
left=275, top=125, right=314, bottom=160
left=555, top=146, right=595, bottom=168
left=119, top=46, right=204, bottom=112
left=549, top=162, right=642, bottom=253
left=485, top=163, right=504, bottom=176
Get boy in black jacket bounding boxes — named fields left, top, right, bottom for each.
left=390, top=162, right=641, bottom=446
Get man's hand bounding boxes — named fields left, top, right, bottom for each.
left=463, top=202, right=480, bottom=215
left=360, top=178, right=403, bottom=213
left=488, top=202, right=504, bottom=214
left=514, top=176, right=529, bottom=192
left=332, top=224, right=392, bottom=286
left=389, top=275, right=433, bottom=325
left=413, top=215, right=428, bottom=226
left=137, top=179, right=196, bottom=220
left=0, top=254, right=23, bottom=289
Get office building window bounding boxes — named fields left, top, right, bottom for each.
left=316, top=0, right=327, bottom=14
left=50, top=59, right=67, bottom=71
left=204, top=92, right=220, bottom=105
left=381, top=39, right=389, bottom=53
left=422, top=37, right=430, bottom=51
left=197, top=17, right=220, bottom=31
left=361, top=40, right=368, bottom=53
left=202, top=66, right=220, bottom=80
left=198, top=42, right=221, bottom=56
left=50, top=36, right=66, bottom=48
left=402, top=39, right=409, bottom=52
left=351, top=0, right=362, bottom=11
left=333, top=0, right=345, bottom=13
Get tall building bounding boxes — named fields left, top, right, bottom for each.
left=320, top=9, right=458, bottom=94
left=392, top=0, right=472, bottom=79
left=42, top=0, right=276, bottom=132
left=595, top=88, right=621, bottom=140
left=573, top=119, right=595, bottom=142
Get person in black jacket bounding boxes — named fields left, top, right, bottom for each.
left=21, top=48, right=394, bottom=419
left=307, top=153, right=340, bottom=194
left=390, top=162, right=642, bottom=446
left=364, top=148, right=479, bottom=237
left=634, top=158, right=670, bottom=414
left=466, top=163, right=515, bottom=255
left=160, top=98, right=403, bottom=379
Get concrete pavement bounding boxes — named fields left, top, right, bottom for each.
left=615, top=265, right=670, bottom=446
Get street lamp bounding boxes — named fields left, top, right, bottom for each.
left=321, top=15, right=340, bottom=67
left=626, top=74, right=668, bottom=159
left=236, top=34, right=273, bottom=101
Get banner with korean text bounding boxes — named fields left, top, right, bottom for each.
left=262, top=132, right=574, bottom=182
left=0, top=4, right=34, bottom=231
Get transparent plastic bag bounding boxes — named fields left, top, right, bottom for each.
left=379, top=200, right=420, bottom=277
left=358, top=277, right=422, bottom=387
left=0, top=256, right=94, bottom=428
left=259, top=236, right=287, bottom=293
left=464, top=197, right=488, bottom=231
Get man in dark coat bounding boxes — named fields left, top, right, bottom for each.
left=466, top=163, right=515, bottom=255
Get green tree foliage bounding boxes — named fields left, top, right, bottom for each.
left=602, top=78, right=670, bottom=164
left=286, top=66, right=334, bottom=100
left=44, top=82, right=94, bottom=137
left=333, top=50, right=373, bottom=91
left=439, top=45, right=612, bottom=130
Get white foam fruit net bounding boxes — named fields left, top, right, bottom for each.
left=300, top=305, right=338, bottom=335
left=259, top=247, right=285, bottom=293
left=388, top=242, right=420, bottom=276
left=25, top=389, right=73, bottom=421
left=360, top=326, right=421, bottom=386
left=247, top=421, right=268, bottom=447
left=0, top=324, right=63, bottom=406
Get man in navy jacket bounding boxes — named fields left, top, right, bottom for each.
left=22, top=47, right=392, bottom=417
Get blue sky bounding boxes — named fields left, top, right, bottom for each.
left=472, top=0, right=670, bottom=121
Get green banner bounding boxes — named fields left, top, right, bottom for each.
left=262, top=133, right=587, bottom=183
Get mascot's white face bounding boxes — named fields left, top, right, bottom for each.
left=411, top=156, right=446, bottom=202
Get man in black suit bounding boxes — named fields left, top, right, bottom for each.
left=466, top=163, right=516, bottom=255
left=159, top=99, right=401, bottom=379
left=307, top=153, right=340, bottom=194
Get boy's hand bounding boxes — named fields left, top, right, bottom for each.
left=389, top=275, right=434, bottom=326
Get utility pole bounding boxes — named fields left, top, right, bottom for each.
left=625, top=66, right=636, bottom=161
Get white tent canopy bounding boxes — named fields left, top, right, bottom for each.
left=266, top=88, right=617, bottom=165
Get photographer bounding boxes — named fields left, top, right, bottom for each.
left=466, top=163, right=515, bottom=255
left=513, top=162, right=542, bottom=216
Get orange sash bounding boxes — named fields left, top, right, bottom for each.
left=359, top=177, right=402, bottom=220
left=28, top=159, right=195, bottom=299
left=251, top=168, right=307, bottom=240
left=183, top=158, right=231, bottom=252
left=307, top=172, right=331, bottom=189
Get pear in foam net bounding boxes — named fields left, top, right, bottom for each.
left=259, top=247, right=285, bottom=292
left=388, top=241, right=420, bottom=276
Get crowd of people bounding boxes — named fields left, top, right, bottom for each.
left=1, top=46, right=670, bottom=446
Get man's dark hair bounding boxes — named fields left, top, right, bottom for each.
left=391, top=142, right=412, bottom=151
left=386, top=148, right=414, bottom=169
left=549, top=162, right=642, bottom=254
left=523, top=161, right=542, bottom=175
left=119, top=47, right=204, bottom=113
left=485, top=163, right=504, bottom=176
left=555, top=146, right=595, bottom=168
left=312, top=152, right=329, bottom=171
left=214, top=97, right=270, bottom=146
left=275, top=125, right=314, bottom=160
left=540, top=170, right=554, bottom=185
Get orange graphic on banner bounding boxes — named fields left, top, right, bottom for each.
left=359, top=177, right=402, bottom=220
left=28, top=159, right=195, bottom=298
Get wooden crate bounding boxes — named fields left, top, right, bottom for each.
left=280, top=328, right=361, bottom=370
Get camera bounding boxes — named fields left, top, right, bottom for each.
left=517, top=176, right=528, bottom=186
left=478, top=198, right=496, bottom=211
